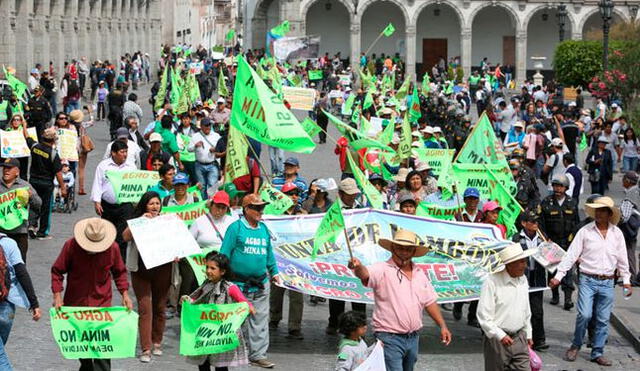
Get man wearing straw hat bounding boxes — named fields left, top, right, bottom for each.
left=550, top=196, right=632, bottom=366
left=349, top=229, right=451, bottom=371
left=477, top=242, right=536, bottom=371
left=51, top=217, right=132, bottom=371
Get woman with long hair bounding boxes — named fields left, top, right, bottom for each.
left=621, top=127, right=640, bottom=172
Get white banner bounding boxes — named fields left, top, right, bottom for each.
left=127, top=214, right=201, bottom=269
left=273, top=35, right=320, bottom=62
left=282, top=86, right=317, bottom=111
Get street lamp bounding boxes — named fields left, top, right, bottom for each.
left=599, top=0, right=614, bottom=71
left=556, top=5, right=568, bottom=42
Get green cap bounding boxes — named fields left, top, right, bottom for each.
left=219, top=183, right=246, bottom=200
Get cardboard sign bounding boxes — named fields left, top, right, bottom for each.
left=282, top=86, right=316, bottom=111
left=57, top=128, right=79, bottom=161
left=0, top=130, right=29, bottom=158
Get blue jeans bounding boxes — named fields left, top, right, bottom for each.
left=195, top=162, right=219, bottom=199
left=622, top=156, right=638, bottom=173
left=572, top=275, right=615, bottom=359
left=375, top=331, right=419, bottom=371
left=268, top=146, right=284, bottom=176
left=0, top=301, right=16, bottom=370
left=65, top=100, right=81, bottom=114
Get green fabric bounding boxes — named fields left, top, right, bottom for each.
left=311, top=200, right=345, bottom=259
left=223, top=125, right=249, bottom=181
left=149, top=181, right=172, bottom=199
left=270, top=20, right=290, bottom=37
left=218, top=69, right=229, bottom=97
left=416, top=202, right=465, bottom=221
left=409, top=86, right=421, bottom=122
left=341, top=94, right=355, bottom=115
left=105, top=170, right=161, bottom=203
left=382, top=23, right=395, bottom=37
left=301, top=118, right=322, bottom=138
left=225, top=29, right=235, bottom=42
left=378, top=119, right=394, bottom=146
left=395, top=77, right=410, bottom=100
left=154, top=67, right=168, bottom=111
left=455, top=113, right=509, bottom=168
left=398, top=113, right=412, bottom=159
left=154, top=122, right=180, bottom=154
left=486, top=167, right=523, bottom=238
left=186, top=248, right=216, bottom=285
left=50, top=307, right=138, bottom=359
left=308, top=70, right=323, bottom=80
left=230, top=56, right=316, bottom=154
left=421, top=72, right=431, bottom=95
left=346, top=152, right=383, bottom=209
left=579, top=132, right=588, bottom=151
left=161, top=201, right=208, bottom=226
left=260, top=184, right=294, bottom=215
left=178, top=134, right=195, bottom=162
left=362, top=91, right=374, bottom=110
left=0, top=187, right=29, bottom=230
left=3, top=67, right=28, bottom=99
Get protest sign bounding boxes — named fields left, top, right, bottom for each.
left=57, top=128, right=79, bottom=161
left=412, top=149, right=456, bottom=176
left=187, top=247, right=216, bottom=285
left=224, top=126, right=249, bottom=181
left=449, top=163, right=517, bottom=199
left=127, top=214, right=201, bottom=269
left=354, top=341, right=385, bottom=371
left=231, top=56, right=316, bottom=154
left=273, top=35, right=320, bottom=62
left=282, top=86, right=316, bottom=111
left=533, top=241, right=565, bottom=272
left=161, top=201, right=208, bottom=226
left=105, top=170, right=161, bottom=204
left=262, top=208, right=535, bottom=304
left=328, top=90, right=343, bottom=99
left=189, top=61, right=204, bottom=75
left=49, top=307, right=138, bottom=359
left=0, top=129, right=30, bottom=158
left=338, top=74, right=351, bottom=86
left=260, top=184, right=293, bottom=215
left=26, top=127, right=38, bottom=142
left=416, top=200, right=465, bottom=221
left=0, top=187, right=29, bottom=230
left=180, top=302, right=250, bottom=356
left=308, top=70, right=323, bottom=81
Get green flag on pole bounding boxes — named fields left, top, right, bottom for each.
left=260, top=183, right=294, bottom=215
left=230, top=56, right=316, bottom=153
left=301, top=118, right=322, bottom=138
left=398, top=113, right=412, bottom=159
left=311, top=200, right=345, bottom=259
left=217, top=69, right=229, bottom=97
left=363, top=91, right=374, bottom=110
left=486, top=166, right=523, bottom=238
left=2, top=67, right=28, bottom=99
left=409, top=86, right=421, bottom=122
left=154, top=67, right=168, bottom=111
left=378, top=120, right=395, bottom=146
left=223, top=126, right=249, bottom=181
left=421, top=72, right=431, bottom=95
left=395, top=77, right=411, bottom=100
left=225, top=29, right=235, bottom=42
left=346, top=152, right=384, bottom=209
left=270, top=20, right=291, bottom=37
left=579, top=132, right=588, bottom=151
left=382, top=23, right=395, bottom=37
left=341, top=93, right=356, bottom=115
left=455, top=113, right=509, bottom=167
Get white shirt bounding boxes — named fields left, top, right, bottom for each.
left=188, top=130, right=221, bottom=164
left=91, top=158, right=137, bottom=204
left=565, top=164, right=584, bottom=197
left=189, top=213, right=236, bottom=249
left=554, top=221, right=631, bottom=284
left=477, top=270, right=532, bottom=340
left=103, top=140, right=141, bottom=168
left=28, top=75, right=39, bottom=91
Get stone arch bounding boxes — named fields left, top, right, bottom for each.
left=300, top=0, right=355, bottom=20
left=523, top=4, right=577, bottom=32
left=578, top=6, right=630, bottom=36
left=468, top=1, right=521, bottom=31
left=359, top=0, right=408, bottom=57
left=251, top=0, right=280, bottom=49
left=356, top=0, right=410, bottom=26
left=305, top=0, right=351, bottom=57
left=411, top=0, right=464, bottom=27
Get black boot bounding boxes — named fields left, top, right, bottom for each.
left=563, top=290, right=574, bottom=310
left=550, top=287, right=560, bottom=305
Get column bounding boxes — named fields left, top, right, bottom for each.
left=0, top=0, right=16, bottom=71
left=349, top=22, right=361, bottom=71
left=63, top=0, right=78, bottom=62
left=149, top=0, right=163, bottom=76
left=49, top=1, right=64, bottom=78
left=14, top=0, right=33, bottom=79
left=90, top=1, right=101, bottom=63
left=405, top=25, right=416, bottom=82
left=515, top=28, right=527, bottom=87
left=32, top=1, right=50, bottom=70
left=460, top=26, right=472, bottom=79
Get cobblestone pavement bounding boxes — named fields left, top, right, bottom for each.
left=6, top=85, right=639, bottom=370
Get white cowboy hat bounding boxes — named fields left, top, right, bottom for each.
left=379, top=229, right=429, bottom=257
left=585, top=196, right=621, bottom=225
left=73, top=218, right=117, bottom=253
left=497, top=243, right=537, bottom=267
left=394, top=168, right=410, bottom=182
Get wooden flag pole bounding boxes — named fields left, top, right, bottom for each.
left=363, top=32, right=385, bottom=57
left=343, top=227, right=354, bottom=261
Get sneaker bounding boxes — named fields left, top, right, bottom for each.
left=36, top=233, right=52, bottom=240
left=250, top=359, right=275, bottom=368
left=139, top=352, right=151, bottom=363
left=28, top=227, right=37, bottom=239
left=285, top=329, right=304, bottom=340
left=152, top=344, right=163, bottom=356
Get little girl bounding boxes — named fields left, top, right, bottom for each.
left=335, top=311, right=374, bottom=371
left=183, top=251, right=255, bottom=371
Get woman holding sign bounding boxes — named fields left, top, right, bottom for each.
left=122, top=191, right=173, bottom=363
left=4, top=114, right=30, bottom=179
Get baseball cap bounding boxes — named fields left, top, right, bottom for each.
left=210, top=191, right=230, bottom=207
left=220, top=182, right=246, bottom=199
left=216, top=97, right=226, bottom=104
left=284, top=157, right=299, bottom=166
left=521, top=210, right=539, bottom=223
left=149, top=133, right=162, bottom=143
left=369, top=173, right=387, bottom=185
left=173, top=172, right=189, bottom=185
left=200, top=118, right=212, bottom=126
left=242, top=193, right=269, bottom=207
left=482, top=200, right=502, bottom=213
left=338, top=178, right=360, bottom=195
left=30, top=68, right=39, bottom=74
left=551, top=138, right=563, bottom=147
left=116, top=127, right=129, bottom=139
left=397, top=192, right=417, bottom=206
left=0, top=158, right=20, bottom=168
left=281, top=182, right=299, bottom=193
left=463, top=187, right=480, bottom=199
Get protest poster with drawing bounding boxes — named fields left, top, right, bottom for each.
left=532, top=241, right=566, bottom=272
left=57, top=128, right=79, bottom=161
left=127, top=214, right=201, bottom=269
left=0, top=129, right=30, bottom=158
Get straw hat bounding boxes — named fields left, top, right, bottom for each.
left=394, top=168, right=410, bottom=182
left=585, top=196, right=621, bottom=225
left=378, top=229, right=429, bottom=257
left=73, top=218, right=117, bottom=253
left=69, top=109, right=84, bottom=123
left=497, top=243, right=537, bottom=267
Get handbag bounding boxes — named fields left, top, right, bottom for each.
left=80, top=134, right=95, bottom=153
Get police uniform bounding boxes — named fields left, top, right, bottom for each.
left=25, top=95, right=52, bottom=139
left=513, top=172, right=540, bottom=211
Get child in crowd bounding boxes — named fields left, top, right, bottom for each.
left=182, top=251, right=255, bottom=371
left=54, top=161, right=74, bottom=211
left=96, top=81, right=108, bottom=120
left=335, top=311, right=373, bottom=371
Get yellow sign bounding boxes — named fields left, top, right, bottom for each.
left=57, top=128, right=79, bottom=161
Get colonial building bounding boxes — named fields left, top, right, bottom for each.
left=245, top=0, right=639, bottom=82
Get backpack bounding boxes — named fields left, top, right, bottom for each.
left=0, top=235, right=12, bottom=302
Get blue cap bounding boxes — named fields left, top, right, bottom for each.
left=463, top=187, right=480, bottom=198
left=369, top=173, right=386, bottom=183
left=284, top=157, right=299, bottom=166
left=173, top=172, right=189, bottom=185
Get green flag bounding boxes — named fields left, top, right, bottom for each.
left=351, top=104, right=361, bottom=124
left=416, top=202, right=465, bottom=221
left=444, top=80, right=454, bottom=95
left=105, top=170, right=161, bottom=203
left=170, top=67, right=183, bottom=108
left=398, top=113, right=412, bottom=159
left=349, top=138, right=395, bottom=154
left=455, top=113, right=509, bottom=168
left=346, top=152, right=384, bottom=209
left=2, top=67, right=28, bottom=99
left=161, top=201, right=208, bottom=226
left=486, top=166, right=523, bottom=238
left=287, top=73, right=302, bottom=87
left=186, top=248, right=216, bottom=285
left=382, top=23, right=395, bottom=37
left=224, top=126, right=249, bottom=181
left=409, top=86, right=421, bottom=122
left=225, top=29, right=235, bottom=42
left=231, top=56, right=316, bottom=153
left=579, top=132, right=588, bottom=151
left=260, top=183, right=294, bottom=215
left=301, top=117, right=322, bottom=138
left=217, top=69, right=229, bottom=97
left=187, top=72, right=200, bottom=105
left=324, top=109, right=363, bottom=139
left=363, top=91, right=374, bottom=110
left=378, top=119, right=395, bottom=146
left=154, top=67, right=168, bottom=111
left=50, top=307, right=138, bottom=359
left=421, top=72, right=431, bottom=95
left=270, top=20, right=291, bottom=37
left=179, top=301, right=250, bottom=356
left=341, top=93, right=355, bottom=115
left=0, top=187, right=29, bottom=230
left=308, top=70, right=323, bottom=81
left=395, top=77, right=411, bottom=100
left=311, top=200, right=345, bottom=259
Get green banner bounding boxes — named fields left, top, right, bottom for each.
left=154, top=67, right=168, bottom=111
left=346, top=152, right=383, bottom=209
left=162, top=201, right=208, bottom=226
left=50, top=307, right=138, bottom=359
left=231, top=56, right=316, bottom=154
left=308, top=70, right=323, bottom=81
left=179, top=302, right=250, bottom=356
left=179, top=134, right=196, bottom=163
left=301, top=118, right=322, bottom=138
left=218, top=69, right=229, bottom=97
left=270, top=20, right=290, bottom=37
left=412, top=149, right=455, bottom=176
left=187, top=247, right=216, bottom=285
left=450, top=164, right=517, bottom=199
left=455, top=113, right=509, bottom=167
left=223, top=126, right=249, bottom=181
left=486, top=167, right=523, bottom=238
left=106, top=170, right=161, bottom=204
left=398, top=113, right=412, bottom=159
left=0, top=187, right=29, bottom=230
left=409, top=86, right=421, bottom=122
left=311, top=200, right=344, bottom=259
left=260, top=184, right=294, bottom=215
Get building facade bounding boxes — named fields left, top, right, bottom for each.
left=0, top=0, right=163, bottom=80
left=246, top=0, right=639, bottom=82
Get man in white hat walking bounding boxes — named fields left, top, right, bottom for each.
left=349, top=229, right=451, bottom=370
left=550, top=196, right=632, bottom=366
left=477, top=243, right=536, bottom=370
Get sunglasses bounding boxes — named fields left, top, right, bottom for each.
left=58, top=117, right=68, bottom=120
left=12, top=118, right=22, bottom=121
left=247, top=204, right=266, bottom=212
left=284, top=191, right=299, bottom=196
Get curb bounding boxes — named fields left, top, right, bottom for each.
left=610, top=310, right=640, bottom=354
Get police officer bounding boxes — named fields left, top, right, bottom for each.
left=538, top=174, right=580, bottom=309
left=510, top=158, right=540, bottom=210
left=0, top=94, right=12, bottom=129
left=24, top=86, right=52, bottom=140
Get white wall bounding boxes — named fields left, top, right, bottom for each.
left=526, top=9, right=570, bottom=70
left=471, top=6, right=515, bottom=67
left=306, top=0, right=350, bottom=57
left=415, top=5, right=461, bottom=63
left=360, top=2, right=405, bottom=57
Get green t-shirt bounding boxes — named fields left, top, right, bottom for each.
left=154, top=121, right=179, bottom=154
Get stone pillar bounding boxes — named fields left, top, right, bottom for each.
left=405, top=25, right=416, bottom=82
left=461, top=26, right=472, bottom=79
left=32, top=1, right=50, bottom=71
left=571, top=32, right=582, bottom=41
left=515, top=29, right=527, bottom=86
left=149, top=0, right=163, bottom=75
left=49, top=1, right=64, bottom=80
left=350, top=22, right=361, bottom=71
left=63, top=0, right=78, bottom=62
left=0, top=0, right=16, bottom=72
left=14, top=0, right=33, bottom=79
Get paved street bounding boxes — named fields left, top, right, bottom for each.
left=6, top=85, right=640, bottom=370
